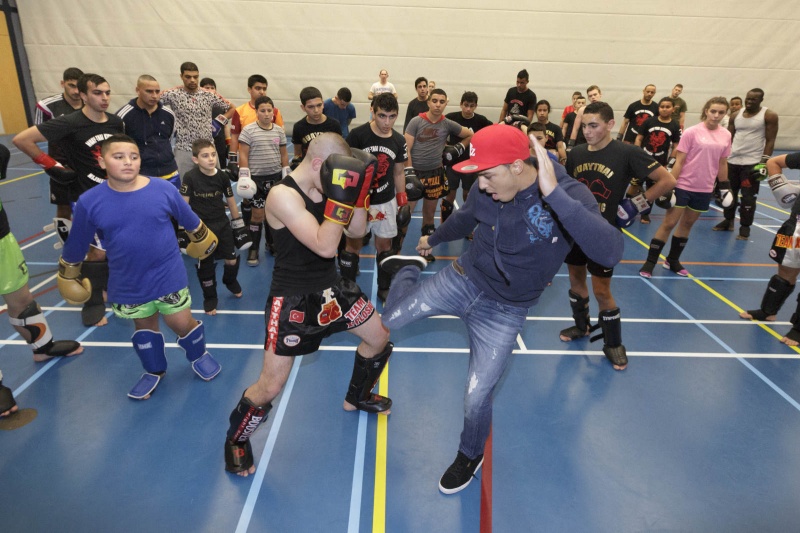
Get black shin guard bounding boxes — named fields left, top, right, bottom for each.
left=739, top=194, right=757, bottom=227
left=440, top=199, right=454, bottom=224
left=222, top=256, right=242, bottom=295
left=392, top=225, right=408, bottom=254
left=667, top=236, right=688, bottom=261
left=225, top=394, right=272, bottom=473
left=590, top=308, right=627, bottom=368
left=646, top=238, right=666, bottom=264
left=80, top=260, right=108, bottom=326
left=9, top=301, right=80, bottom=356
left=376, top=251, right=393, bottom=292
left=241, top=201, right=252, bottom=226
left=345, top=342, right=393, bottom=413
left=197, top=259, right=218, bottom=312
left=248, top=223, right=262, bottom=256
left=338, top=250, right=360, bottom=282
left=421, top=224, right=436, bottom=237
left=748, top=275, right=794, bottom=320
left=560, top=290, right=591, bottom=340
left=0, top=380, right=16, bottom=413
left=784, top=293, right=800, bottom=343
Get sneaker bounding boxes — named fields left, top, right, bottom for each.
left=737, top=226, right=751, bottom=240
left=439, top=451, right=484, bottom=494
left=712, top=219, right=733, bottom=231
left=663, top=259, right=688, bottom=277
left=247, top=249, right=259, bottom=267
left=639, top=261, right=656, bottom=278
left=379, top=255, right=427, bottom=276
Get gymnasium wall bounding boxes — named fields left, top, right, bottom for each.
left=15, top=1, right=800, bottom=148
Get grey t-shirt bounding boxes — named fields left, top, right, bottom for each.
left=406, top=115, right=463, bottom=171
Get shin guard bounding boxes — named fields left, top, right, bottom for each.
left=376, top=251, right=393, bottom=292
left=739, top=194, right=757, bottom=227
left=590, top=307, right=628, bottom=369
left=748, top=275, right=794, bottom=320
left=646, top=238, right=665, bottom=265
left=440, top=199, right=454, bottom=224
left=667, top=236, right=688, bottom=261
left=222, top=256, right=242, bottom=295
left=248, top=223, right=262, bottom=256
left=80, top=260, right=108, bottom=326
left=559, top=290, right=591, bottom=341
left=240, top=200, right=252, bottom=226
left=177, top=321, right=221, bottom=380
left=132, top=329, right=167, bottom=374
left=338, top=250, right=360, bottom=282
left=9, top=301, right=81, bottom=356
left=197, top=259, right=218, bottom=312
left=785, top=293, right=800, bottom=343
left=225, top=394, right=273, bottom=473
left=345, top=342, right=393, bottom=413
left=128, top=329, right=166, bottom=400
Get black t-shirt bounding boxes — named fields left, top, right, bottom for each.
left=346, top=122, right=408, bottom=205
left=623, top=101, right=660, bottom=142
left=566, top=140, right=660, bottom=223
left=0, top=200, right=10, bottom=240
left=564, top=112, right=586, bottom=145
left=404, top=99, right=430, bottom=132
left=37, top=111, right=125, bottom=195
left=638, top=116, right=682, bottom=166
left=543, top=121, right=564, bottom=151
left=444, top=111, right=492, bottom=146
left=291, top=117, right=342, bottom=157
left=37, top=95, right=83, bottom=163
left=179, top=167, right=234, bottom=223
left=503, top=88, right=537, bottom=119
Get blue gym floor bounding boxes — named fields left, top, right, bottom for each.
left=2, top=136, right=800, bottom=533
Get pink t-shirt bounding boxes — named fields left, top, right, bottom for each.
left=675, top=122, right=732, bottom=192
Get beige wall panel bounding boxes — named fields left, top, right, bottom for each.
left=17, top=0, right=800, bottom=147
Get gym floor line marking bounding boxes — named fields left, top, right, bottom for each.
left=641, top=276, right=800, bottom=412
left=0, top=170, right=44, bottom=186
left=235, top=356, right=303, bottom=533
left=624, top=229, right=800, bottom=355
left=1, top=339, right=792, bottom=359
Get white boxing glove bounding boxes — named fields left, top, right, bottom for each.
left=236, top=167, right=257, bottom=199
left=768, top=174, right=800, bottom=209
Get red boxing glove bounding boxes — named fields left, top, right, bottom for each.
left=396, top=191, right=408, bottom=207
left=350, top=149, right=377, bottom=211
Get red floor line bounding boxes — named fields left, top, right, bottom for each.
left=17, top=230, right=46, bottom=244
left=480, top=427, right=493, bottom=533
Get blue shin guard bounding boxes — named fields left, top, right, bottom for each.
left=128, top=329, right=167, bottom=400
left=177, top=321, right=221, bottom=381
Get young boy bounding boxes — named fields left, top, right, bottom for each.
left=291, top=87, right=342, bottom=167
left=534, top=100, right=568, bottom=164
left=236, top=96, right=290, bottom=265
left=57, top=134, right=222, bottom=400
left=181, top=139, right=248, bottom=314
left=562, top=95, right=586, bottom=144
left=443, top=91, right=492, bottom=210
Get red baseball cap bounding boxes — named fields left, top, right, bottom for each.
left=452, top=124, right=530, bottom=174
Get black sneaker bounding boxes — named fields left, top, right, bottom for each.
left=439, top=451, right=484, bottom=494
left=737, top=226, right=751, bottom=240
left=379, top=255, right=427, bottom=276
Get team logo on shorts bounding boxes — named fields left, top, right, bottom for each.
left=289, top=310, right=305, bottom=323
left=318, top=288, right=342, bottom=325
left=283, top=335, right=301, bottom=347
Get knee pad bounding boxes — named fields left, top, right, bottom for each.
left=345, top=342, right=393, bottom=413
left=739, top=195, right=757, bottom=226
left=338, top=250, right=360, bottom=282
left=132, top=329, right=167, bottom=374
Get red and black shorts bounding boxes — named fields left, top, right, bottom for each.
left=265, top=277, right=375, bottom=356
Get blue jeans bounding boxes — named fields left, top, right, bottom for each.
left=383, top=261, right=528, bottom=459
